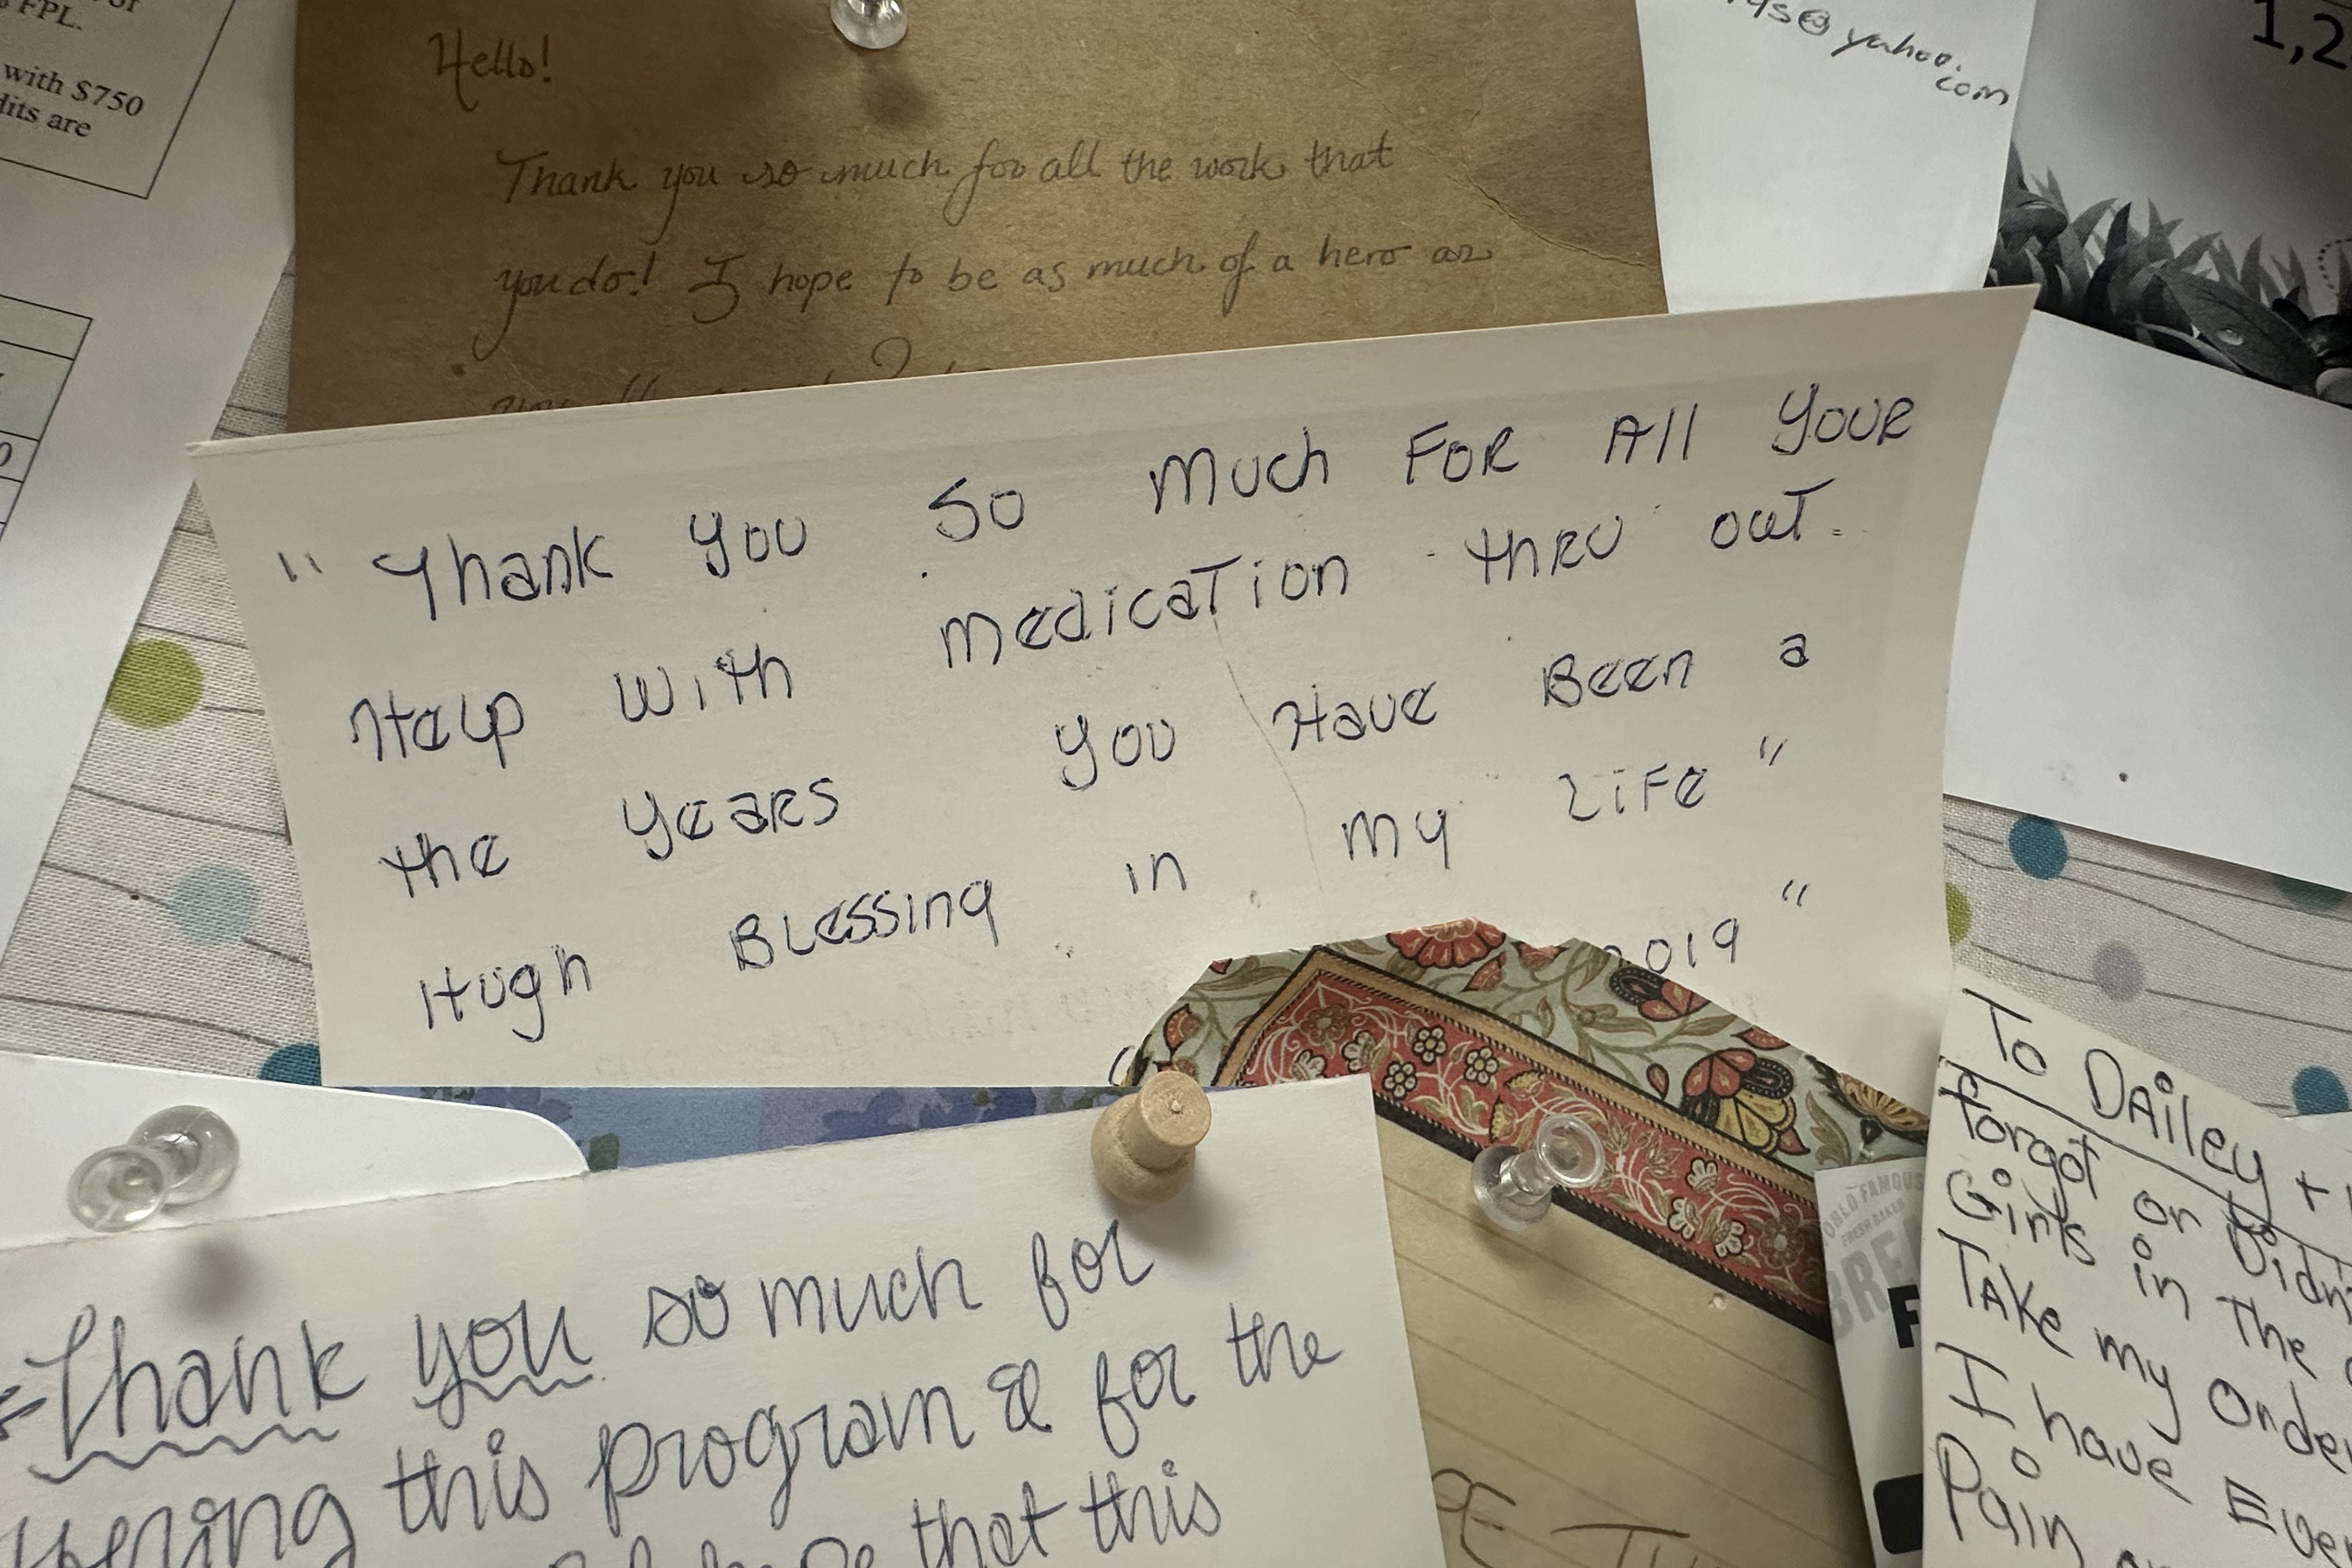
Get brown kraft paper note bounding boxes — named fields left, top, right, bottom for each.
left=289, top=0, right=1665, bottom=429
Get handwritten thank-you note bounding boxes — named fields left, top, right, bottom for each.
left=0, top=1076, right=1446, bottom=1566
left=1924, top=970, right=2352, bottom=1566
left=193, top=292, right=2031, bottom=1093
left=288, top=0, right=1664, bottom=428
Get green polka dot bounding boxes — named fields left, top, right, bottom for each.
left=2275, top=874, right=2346, bottom=913
left=1945, top=883, right=1972, bottom=945
left=105, top=639, right=202, bottom=728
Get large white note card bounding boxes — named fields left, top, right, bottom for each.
left=192, top=291, right=2032, bottom=1099
left=0, top=1075, right=1444, bottom=1567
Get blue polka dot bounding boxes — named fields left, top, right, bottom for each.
left=170, top=865, right=257, bottom=944
left=2295, top=1067, right=2350, bottom=1116
left=259, top=1043, right=320, bottom=1085
left=2008, top=815, right=2070, bottom=880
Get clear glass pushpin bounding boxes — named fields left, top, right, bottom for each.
left=67, top=1105, right=239, bottom=1233
left=831, top=0, right=907, bottom=49
left=1472, top=1111, right=1606, bottom=1232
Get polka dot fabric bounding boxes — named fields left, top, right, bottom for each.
left=1947, top=794, right=2352, bottom=1118
left=0, top=268, right=314, bottom=1073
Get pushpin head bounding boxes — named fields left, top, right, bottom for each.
left=831, top=0, right=907, bottom=49
left=1092, top=1073, right=1212, bottom=1207
left=133, top=1106, right=241, bottom=1206
left=1471, top=1110, right=1606, bottom=1233
left=65, top=1105, right=240, bottom=1233
left=67, top=1145, right=172, bottom=1232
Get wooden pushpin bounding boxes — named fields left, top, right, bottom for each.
left=1091, top=1072, right=1212, bottom=1205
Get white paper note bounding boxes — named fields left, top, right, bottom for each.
left=1637, top=0, right=2034, bottom=312
left=1923, top=969, right=2352, bottom=1566
left=191, top=291, right=2032, bottom=1096
left=0, top=0, right=293, bottom=948
left=1949, top=315, right=2352, bottom=888
left=1819, top=1158, right=1926, bottom=1568
left=0, top=1074, right=1445, bottom=1568
left=1948, top=0, right=2352, bottom=885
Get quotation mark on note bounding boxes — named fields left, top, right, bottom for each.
left=1781, top=880, right=1809, bottom=907
left=0, top=1384, right=47, bottom=1440
left=1758, top=736, right=1787, bottom=766
left=277, top=551, right=324, bottom=582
